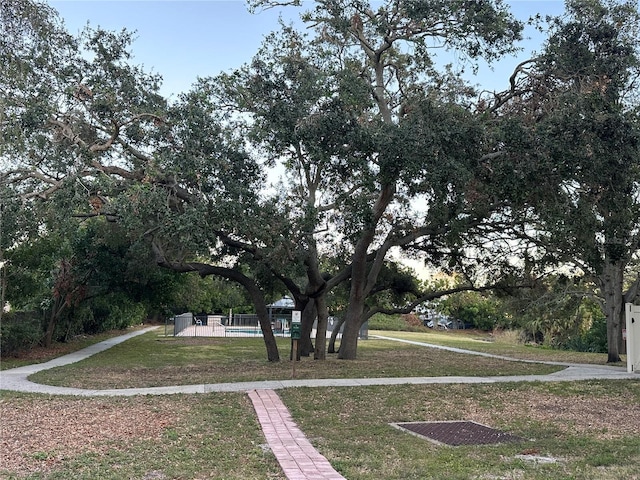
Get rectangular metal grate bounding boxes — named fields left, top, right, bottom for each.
left=391, top=421, right=523, bottom=446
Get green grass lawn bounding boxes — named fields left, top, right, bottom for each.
left=0, top=325, right=151, bottom=371
left=372, top=329, right=627, bottom=366
left=280, top=380, right=640, bottom=480
left=2, top=327, right=638, bottom=479
left=26, top=331, right=563, bottom=389
left=2, top=380, right=638, bottom=479
left=0, top=390, right=285, bottom=480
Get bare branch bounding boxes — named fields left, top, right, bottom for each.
left=88, top=119, right=119, bottom=153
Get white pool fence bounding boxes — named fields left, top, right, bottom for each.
left=167, top=313, right=367, bottom=339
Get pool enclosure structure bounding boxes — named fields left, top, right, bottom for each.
left=168, top=296, right=368, bottom=339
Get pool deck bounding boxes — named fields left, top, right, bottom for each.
left=175, top=324, right=334, bottom=338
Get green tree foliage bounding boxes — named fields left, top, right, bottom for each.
left=498, top=275, right=598, bottom=346
left=237, top=0, right=526, bottom=359
left=0, top=312, right=42, bottom=357
left=1, top=216, right=196, bottom=351
left=559, top=307, right=608, bottom=353
left=11, top=0, right=636, bottom=365
left=1, top=0, right=532, bottom=361
left=1, top=1, right=283, bottom=359
left=492, top=0, right=640, bottom=362
left=439, top=291, right=505, bottom=331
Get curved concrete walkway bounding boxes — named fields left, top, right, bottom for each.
left=3, top=328, right=636, bottom=396
left=1, top=327, right=637, bottom=480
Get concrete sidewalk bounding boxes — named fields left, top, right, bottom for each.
left=2, top=328, right=636, bottom=397
left=372, top=333, right=638, bottom=372
left=3, top=363, right=637, bottom=396
left=0, top=327, right=160, bottom=395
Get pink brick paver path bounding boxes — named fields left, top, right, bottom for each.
left=248, top=389, right=346, bottom=480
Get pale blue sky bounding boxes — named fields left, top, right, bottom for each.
left=49, top=1, right=566, bottom=98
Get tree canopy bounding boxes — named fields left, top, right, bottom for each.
left=3, top=0, right=639, bottom=362
left=489, top=0, right=640, bottom=361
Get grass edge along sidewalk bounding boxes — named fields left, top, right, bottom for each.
left=1, top=328, right=637, bottom=396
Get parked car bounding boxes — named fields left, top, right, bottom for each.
left=426, top=316, right=453, bottom=329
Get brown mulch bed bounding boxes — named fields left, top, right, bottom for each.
left=0, top=395, right=185, bottom=477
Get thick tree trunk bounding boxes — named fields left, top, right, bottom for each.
left=253, top=290, right=280, bottom=362
left=338, top=184, right=395, bottom=360
left=598, top=261, right=625, bottom=363
left=338, top=307, right=362, bottom=359
left=236, top=281, right=280, bottom=362
left=338, top=252, right=368, bottom=359
left=300, top=233, right=327, bottom=359
left=327, top=316, right=345, bottom=353
left=314, top=295, right=328, bottom=360
left=299, top=299, right=315, bottom=357
left=44, top=296, right=66, bottom=347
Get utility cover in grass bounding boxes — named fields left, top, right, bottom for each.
left=391, top=421, right=523, bottom=446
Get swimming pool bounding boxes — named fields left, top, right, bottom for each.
left=224, top=328, right=290, bottom=337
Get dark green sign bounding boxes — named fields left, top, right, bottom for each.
left=291, top=322, right=301, bottom=340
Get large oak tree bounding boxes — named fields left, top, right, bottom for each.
left=244, top=0, right=525, bottom=359
left=492, top=0, right=640, bottom=362
left=1, top=1, right=286, bottom=359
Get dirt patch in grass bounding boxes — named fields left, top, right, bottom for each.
left=519, top=391, right=640, bottom=439
left=281, top=381, right=640, bottom=479
left=451, top=388, right=640, bottom=440
left=0, top=395, right=183, bottom=477
left=1, top=392, right=284, bottom=480
left=2, top=381, right=638, bottom=480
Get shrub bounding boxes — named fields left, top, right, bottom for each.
left=84, top=294, right=146, bottom=333
left=369, top=313, right=406, bottom=330
left=369, top=313, right=426, bottom=331
left=104, top=300, right=146, bottom=330
left=401, top=313, right=422, bottom=327
left=557, top=316, right=608, bottom=353
left=439, top=292, right=505, bottom=331
left=0, top=312, right=43, bottom=357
